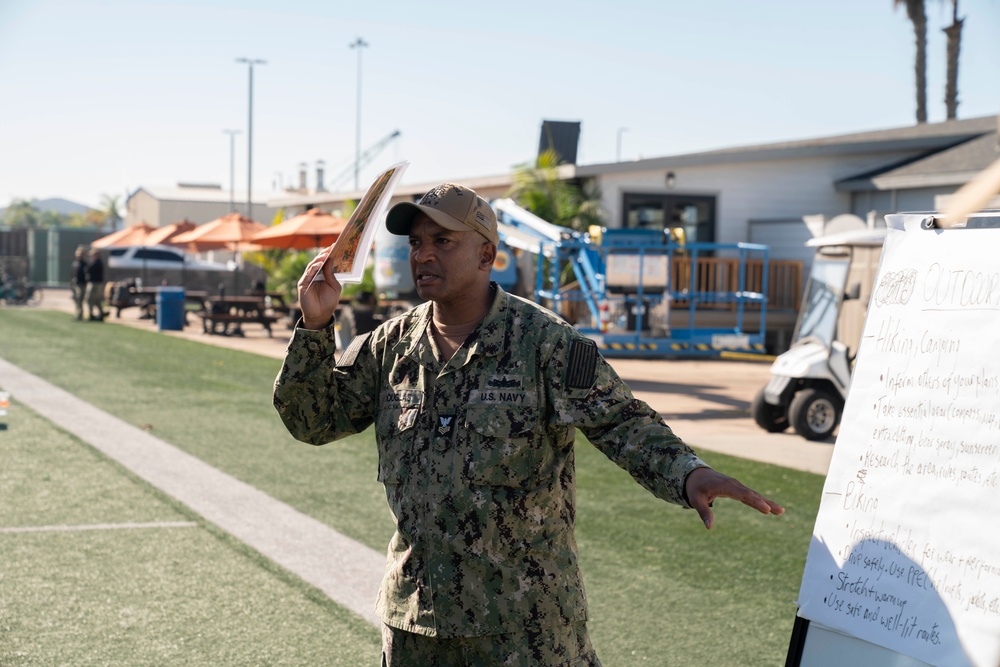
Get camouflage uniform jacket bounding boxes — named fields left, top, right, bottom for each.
left=273, top=284, right=708, bottom=638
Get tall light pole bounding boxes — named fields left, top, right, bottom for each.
left=222, top=129, right=241, bottom=212
left=349, top=37, right=368, bottom=191
left=235, top=57, right=266, bottom=218
left=616, top=127, right=627, bottom=162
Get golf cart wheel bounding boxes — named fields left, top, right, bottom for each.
left=789, top=387, right=842, bottom=441
left=751, top=388, right=788, bottom=433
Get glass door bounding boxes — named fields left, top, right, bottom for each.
left=623, top=193, right=716, bottom=243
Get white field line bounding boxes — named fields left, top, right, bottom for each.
left=0, top=521, right=198, bottom=534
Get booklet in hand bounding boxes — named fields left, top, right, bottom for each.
left=314, top=160, right=409, bottom=284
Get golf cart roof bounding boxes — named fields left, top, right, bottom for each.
left=805, top=227, right=889, bottom=248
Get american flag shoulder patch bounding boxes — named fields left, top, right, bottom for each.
left=566, top=339, right=598, bottom=389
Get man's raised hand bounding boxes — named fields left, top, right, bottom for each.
left=298, top=247, right=343, bottom=330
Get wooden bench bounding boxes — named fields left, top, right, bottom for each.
left=146, top=293, right=208, bottom=324
left=195, top=310, right=280, bottom=337
left=195, top=296, right=281, bottom=337
left=107, top=289, right=155, bottom=318
left=251, top=291, right=294, bottom=328
left=107, top=285, right=208, bottom=322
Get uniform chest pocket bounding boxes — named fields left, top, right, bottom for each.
left=463, top=405, right=541, bottom=487
left=375, top=401, right=421, bottom=484
left=375, top=413, right=417, bottom=484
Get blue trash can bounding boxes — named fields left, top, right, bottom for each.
left=156, top=286, right=186, bottom=331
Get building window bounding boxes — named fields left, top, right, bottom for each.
left=622, top=193, right=716, bottom=243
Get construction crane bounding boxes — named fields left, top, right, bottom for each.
left=326, top=129, right=401, bottom=192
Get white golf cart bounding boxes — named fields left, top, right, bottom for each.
left=752, top=226, right=888, bottom=440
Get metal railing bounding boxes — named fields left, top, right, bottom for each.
left=671, top=257, right=801, bottom=311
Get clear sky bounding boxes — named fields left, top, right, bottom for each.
left=1, top=0, right=998, bottom=211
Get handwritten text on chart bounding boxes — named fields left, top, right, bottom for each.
left=802, top=231, right=1000, bottom=666
left=874, top=265, right=1000, bottom=311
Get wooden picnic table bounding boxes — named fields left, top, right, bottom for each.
left=261, top=291, right=290, bottom=315
left=264, top=292, right=301, bottom=329
left=197, top=295, right=280, bottom=337
left=247, top=291, right=299, bottom=329
left=108, top=285, right=207, bottom=321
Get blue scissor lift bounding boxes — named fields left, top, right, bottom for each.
left=493, top=198, right=770, bottom=358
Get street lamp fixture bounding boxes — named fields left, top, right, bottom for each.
left=235, top=57, right=266, bottom=218
left=222, top=129, right=241, bottom=212
left=617, top=127, right=627, bottom=162
left=349, top=37, right=369, bottom=192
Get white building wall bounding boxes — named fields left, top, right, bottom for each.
left=126, top=189, right=279, bottom=228
left=849, top=186, right=960, bottom=221
left=157, top=199, right=278, bottom=226
left=893, top=186, right=952, bottom=213
left=126, top=190, right=163, bottom=227
left=594, top=150, right=920, bottom=248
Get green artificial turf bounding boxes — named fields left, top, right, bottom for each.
left=575, top=446, right=820, bottom=665
left=0, top=309, right=395, bottom=551
left=0, top=392, right=379, bottom=666
left=1, top=309, right=825, bottom=665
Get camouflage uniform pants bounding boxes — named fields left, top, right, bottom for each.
left=71, top=283, right=86, bottom=319
left=380, top=622, right=602, bottom=667
left=85, top=281, right=105, bottom=320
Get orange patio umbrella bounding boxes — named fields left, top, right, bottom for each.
left=171, top=213, right=267, bottom=294
left=171, top=212, right=267, bottom=251
left=141, top=219, right=231, bottom=252
left=90, top=222, right=154, bottom=248
left=250, top=208, right=348, bottom=250
left=140, top=220, right=198, bottom=247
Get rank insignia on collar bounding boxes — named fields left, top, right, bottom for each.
left=437, top=415, right=454, bottom=436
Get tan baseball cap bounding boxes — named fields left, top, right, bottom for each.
left=386, top=183, right=499, bottom=245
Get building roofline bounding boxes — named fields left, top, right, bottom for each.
left=266, top=172, right=520, bottom=208
left=837, top=170, right=986, bottom=192
left=576, top=116, right=997, bottom=176
left=130, top=185, right=281, bottom=205
left=835, top=131, right=999, bottom=191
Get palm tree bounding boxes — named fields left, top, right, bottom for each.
left=943, top=0, right=963, bottom=120
left=506, top=149, right=605, bottom=232
left=98, top=194, right=122, bottom=231
left=895, top=0, right=928, bottom=124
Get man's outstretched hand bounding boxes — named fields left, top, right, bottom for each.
left=685, top=467, right=784, bottom=530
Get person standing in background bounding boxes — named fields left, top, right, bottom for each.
left=84, top=248, right=105, bottom=321
left=70, top=246, right=88, bottom=321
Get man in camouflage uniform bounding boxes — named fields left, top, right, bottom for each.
left=70, top=246, right=88, bottom=321
left=273, top=183, right=784, bottom=666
